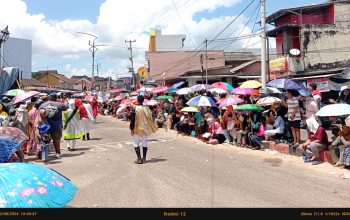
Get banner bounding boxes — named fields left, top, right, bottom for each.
left=269, top=57, right=287, bottom=73
left=306, top=77, right=329, bottom=92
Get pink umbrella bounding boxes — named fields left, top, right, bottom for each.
left=145, top=100, right=158, bottom=106
left=152, top=86, right=168, bottom=94
left=218, top=97, right=244, bottom=109
left=231, top=87, right=253, bottom=95
left=212, top=82, right=234, bottom=91
left=121, top=99, right=131, bottom=105
left=0, top=127, right=29, bottom=141
left=130, top=91, right=138, bottom=96
left=13, top=91, right=40, bottom=104
left=110, top=88, right=121, bottom=93
left=113, top=96, right=123, bottom=101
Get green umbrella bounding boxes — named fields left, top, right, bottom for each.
left=165, top=90, right=177, bottom=95
left=234, top=104, right=264, bottom=111
left=3, top=89, right=25, bottom=97
left=156, top=95, right=172, bottom=100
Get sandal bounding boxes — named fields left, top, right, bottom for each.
left=303, top=156, right=312, bottom=163
left=311, top=160, right=322, bottom=165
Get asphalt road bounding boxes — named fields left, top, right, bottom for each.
left=30, top=115, right=350, bottom=208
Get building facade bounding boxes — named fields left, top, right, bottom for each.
left=149, top=30, right=186, bottom=52
left=267, top=0, right=350, bottom=79
left=35, top=70, right=75, bottom=90
left=3, top=37, right=32, bottom=79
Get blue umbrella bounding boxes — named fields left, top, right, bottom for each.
left=267, top=79, right=303, bottom=90
left=186, top=96, right=216, bottom=107
left=0, top=163, right=77, bottom=208
left=0, top=134, right=23, bottom=163
left=168, top=81, right=185, bottom=90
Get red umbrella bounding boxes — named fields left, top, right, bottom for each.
left=0, top=127, right=29, bottom=141
left=121, top=99, right=131, bottom=105
left=13, top=91, right=40, bottom=104
left=110, top=88, right=121, bottom=93
left=130, top=91, right=138, bottom=96
left=152, top=86, right=168, bottom=94
left=132, top=99, right=139, bottom=105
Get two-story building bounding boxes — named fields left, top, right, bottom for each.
left=266, top=0, right=350, bottom=91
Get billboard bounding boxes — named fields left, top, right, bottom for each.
left=269, top=56, right=287, bottom=73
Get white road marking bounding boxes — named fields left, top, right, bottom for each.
left=85, top=137, right=177, bottom=153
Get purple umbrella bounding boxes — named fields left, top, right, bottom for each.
left=231, top=87, right=253, bottom=95
left=267, top=79, right=303, bottom=90
left=191, top=84, right=214, bottom=92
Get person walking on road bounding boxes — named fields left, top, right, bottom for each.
left=90, top=95, right=98, bottom=124
left=130, top=95, right=158, bottom=164
left=77, top=99, right=94, bottom=141
left=38, top=93, right=68, bottom=158
left=63, top=99, right=84, bottom=151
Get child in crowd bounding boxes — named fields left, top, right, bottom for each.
left=37, top=123, right=51, bottom=163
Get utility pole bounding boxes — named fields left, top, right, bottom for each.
left=205, top=38, right=208, bottom=85
left=125, top=39, right=136, bottom=90
left=95, top=58, right=103, bottom=77
left=260, top=0, right=267, bottom=90
left=200, top=54, right=204, bottom=84
left=77, top=32, right=108, bottom=80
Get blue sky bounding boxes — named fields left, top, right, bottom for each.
left=11, top=0, right=324, bottom=78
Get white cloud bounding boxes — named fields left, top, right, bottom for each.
left=0, top=0, right=259, bottom=77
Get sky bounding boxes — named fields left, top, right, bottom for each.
left=1, top=0, right=321, bottom=79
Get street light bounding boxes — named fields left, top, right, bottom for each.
left=77, top=32, right=109, bottom=79
left=0, top=25, right=10, bottom=68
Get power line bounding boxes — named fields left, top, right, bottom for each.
left=152, top=0, right=257, bottom=78
left=207, top=0, right=256, bottom=47
left=171, top=0, right=197, bottom=47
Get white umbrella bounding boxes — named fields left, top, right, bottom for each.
left=256, top=96, right=282, bottom=106
left=316, top=104, right=350, bottom=117
left=208, top=88, right=227, bottom=94
left=116, top=106, right=126, bottom=114
left=176, top=88, right=193, bottom=95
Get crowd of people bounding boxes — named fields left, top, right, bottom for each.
left=101, top=82, right=350, bottom=169
left=1, top=80, right=350, bottom=169
left=0, top=93, right=98, bottom=163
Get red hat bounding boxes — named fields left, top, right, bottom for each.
left=251, top=90, right=260, bottom=96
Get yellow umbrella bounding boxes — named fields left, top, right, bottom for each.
left=240, top=80, right=262, bottom=89
left=180, top=107, right=200, bottom=113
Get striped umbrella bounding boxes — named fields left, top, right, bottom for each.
left=186, top=96, right=216, bottom=107
left=212, top=82, right=234, bottom=91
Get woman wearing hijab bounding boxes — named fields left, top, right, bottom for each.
left=63, top=99, right=84, bottom=151
left=28, top=101, right=43, bottom=153
left=33, top=109, right=48, bottom=160
left=332, top=86, right=350, bottom=104
left=296, top=117, right=328, bottom=165
left=14, top=104, right=29, bottom=154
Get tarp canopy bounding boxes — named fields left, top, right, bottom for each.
left=0, top=67, right=19, bottom=96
